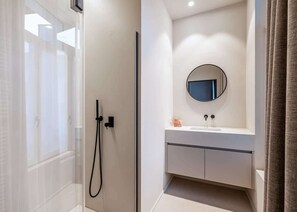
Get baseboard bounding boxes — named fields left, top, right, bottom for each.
left=150, top=176, right=174, bottom=212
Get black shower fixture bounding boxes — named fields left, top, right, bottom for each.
left=105, top=116, right=114, bottom=129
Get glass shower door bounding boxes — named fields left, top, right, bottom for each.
left=25, top=0, right=83, bottom=211
left=0, top=0, right=84, bottom=211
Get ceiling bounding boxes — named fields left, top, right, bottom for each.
left=163, top=0, right=246, bottom=20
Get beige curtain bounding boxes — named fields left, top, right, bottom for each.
left=265, top=0, right=297, bottom=211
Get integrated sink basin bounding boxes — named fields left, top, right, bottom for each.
left=190, top=127, right=222, bottom=132
left=167, top=126, right=253, bottom=134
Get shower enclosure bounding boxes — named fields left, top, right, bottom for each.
left=0, top=0, right=84, bottom=211
left=1, top=0, right=141, bottom=211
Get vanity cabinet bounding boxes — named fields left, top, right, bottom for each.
left=166, top=144, right=252, bottom=188
left=205, top=149, right=252, bottom=188
left=167, top=145, right=204, bottom=179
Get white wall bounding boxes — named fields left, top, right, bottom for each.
left=173, top=2, right=247, bottom=128
left=254, top=0, right=266, bottom=175
left=246, top=0, right=256, bottom=133
left=247, top=0, right=266, bottom=211
left=255, top=170, right=265, bottom=212
left=141, top=0, right=173, bottom=211
left=84, top=0, right=140, bottom=211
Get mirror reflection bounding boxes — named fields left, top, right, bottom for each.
left=186, top=64, right=227, bottom=102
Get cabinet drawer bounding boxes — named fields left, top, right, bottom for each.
left=167, top=144, right=204, bottom=179
left=205, top=149, right=252, bottom=188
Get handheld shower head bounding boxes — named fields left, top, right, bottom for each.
left=95, top=100, right=103, bottom=121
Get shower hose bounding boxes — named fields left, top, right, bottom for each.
left=89, top=115, right=103, bottom=198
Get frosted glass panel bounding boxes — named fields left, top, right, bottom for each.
left=25, top=0, right=83, bottom=210
left=0, top=0, right=83, bottom=211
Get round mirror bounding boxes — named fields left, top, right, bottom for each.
left=186, top=64, right=227, bottom=102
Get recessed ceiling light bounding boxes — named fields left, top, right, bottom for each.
left=188, top=1, right=195, bottom=7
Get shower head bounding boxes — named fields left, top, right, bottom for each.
left=95, top=100, right=103, bottom=121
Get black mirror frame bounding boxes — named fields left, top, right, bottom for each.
left=186, top=64, right=228, bottom=102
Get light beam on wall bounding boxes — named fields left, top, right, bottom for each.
left=25, top=13, right=51, bottom=36
left=57, top=27, right=80, bottom=48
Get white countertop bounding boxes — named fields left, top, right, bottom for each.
left=166, top=126, right=255, bottom=136
left=165, top=126, right=255, bottom=151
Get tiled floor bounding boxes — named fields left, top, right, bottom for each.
left=154, top=177, right=253, bottom=212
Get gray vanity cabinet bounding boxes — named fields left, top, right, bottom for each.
left=166, top=143, right=252, bottom=188
left=167, top=145, right=205, bottom=179
left=205, top=149, right=252, bottom=188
